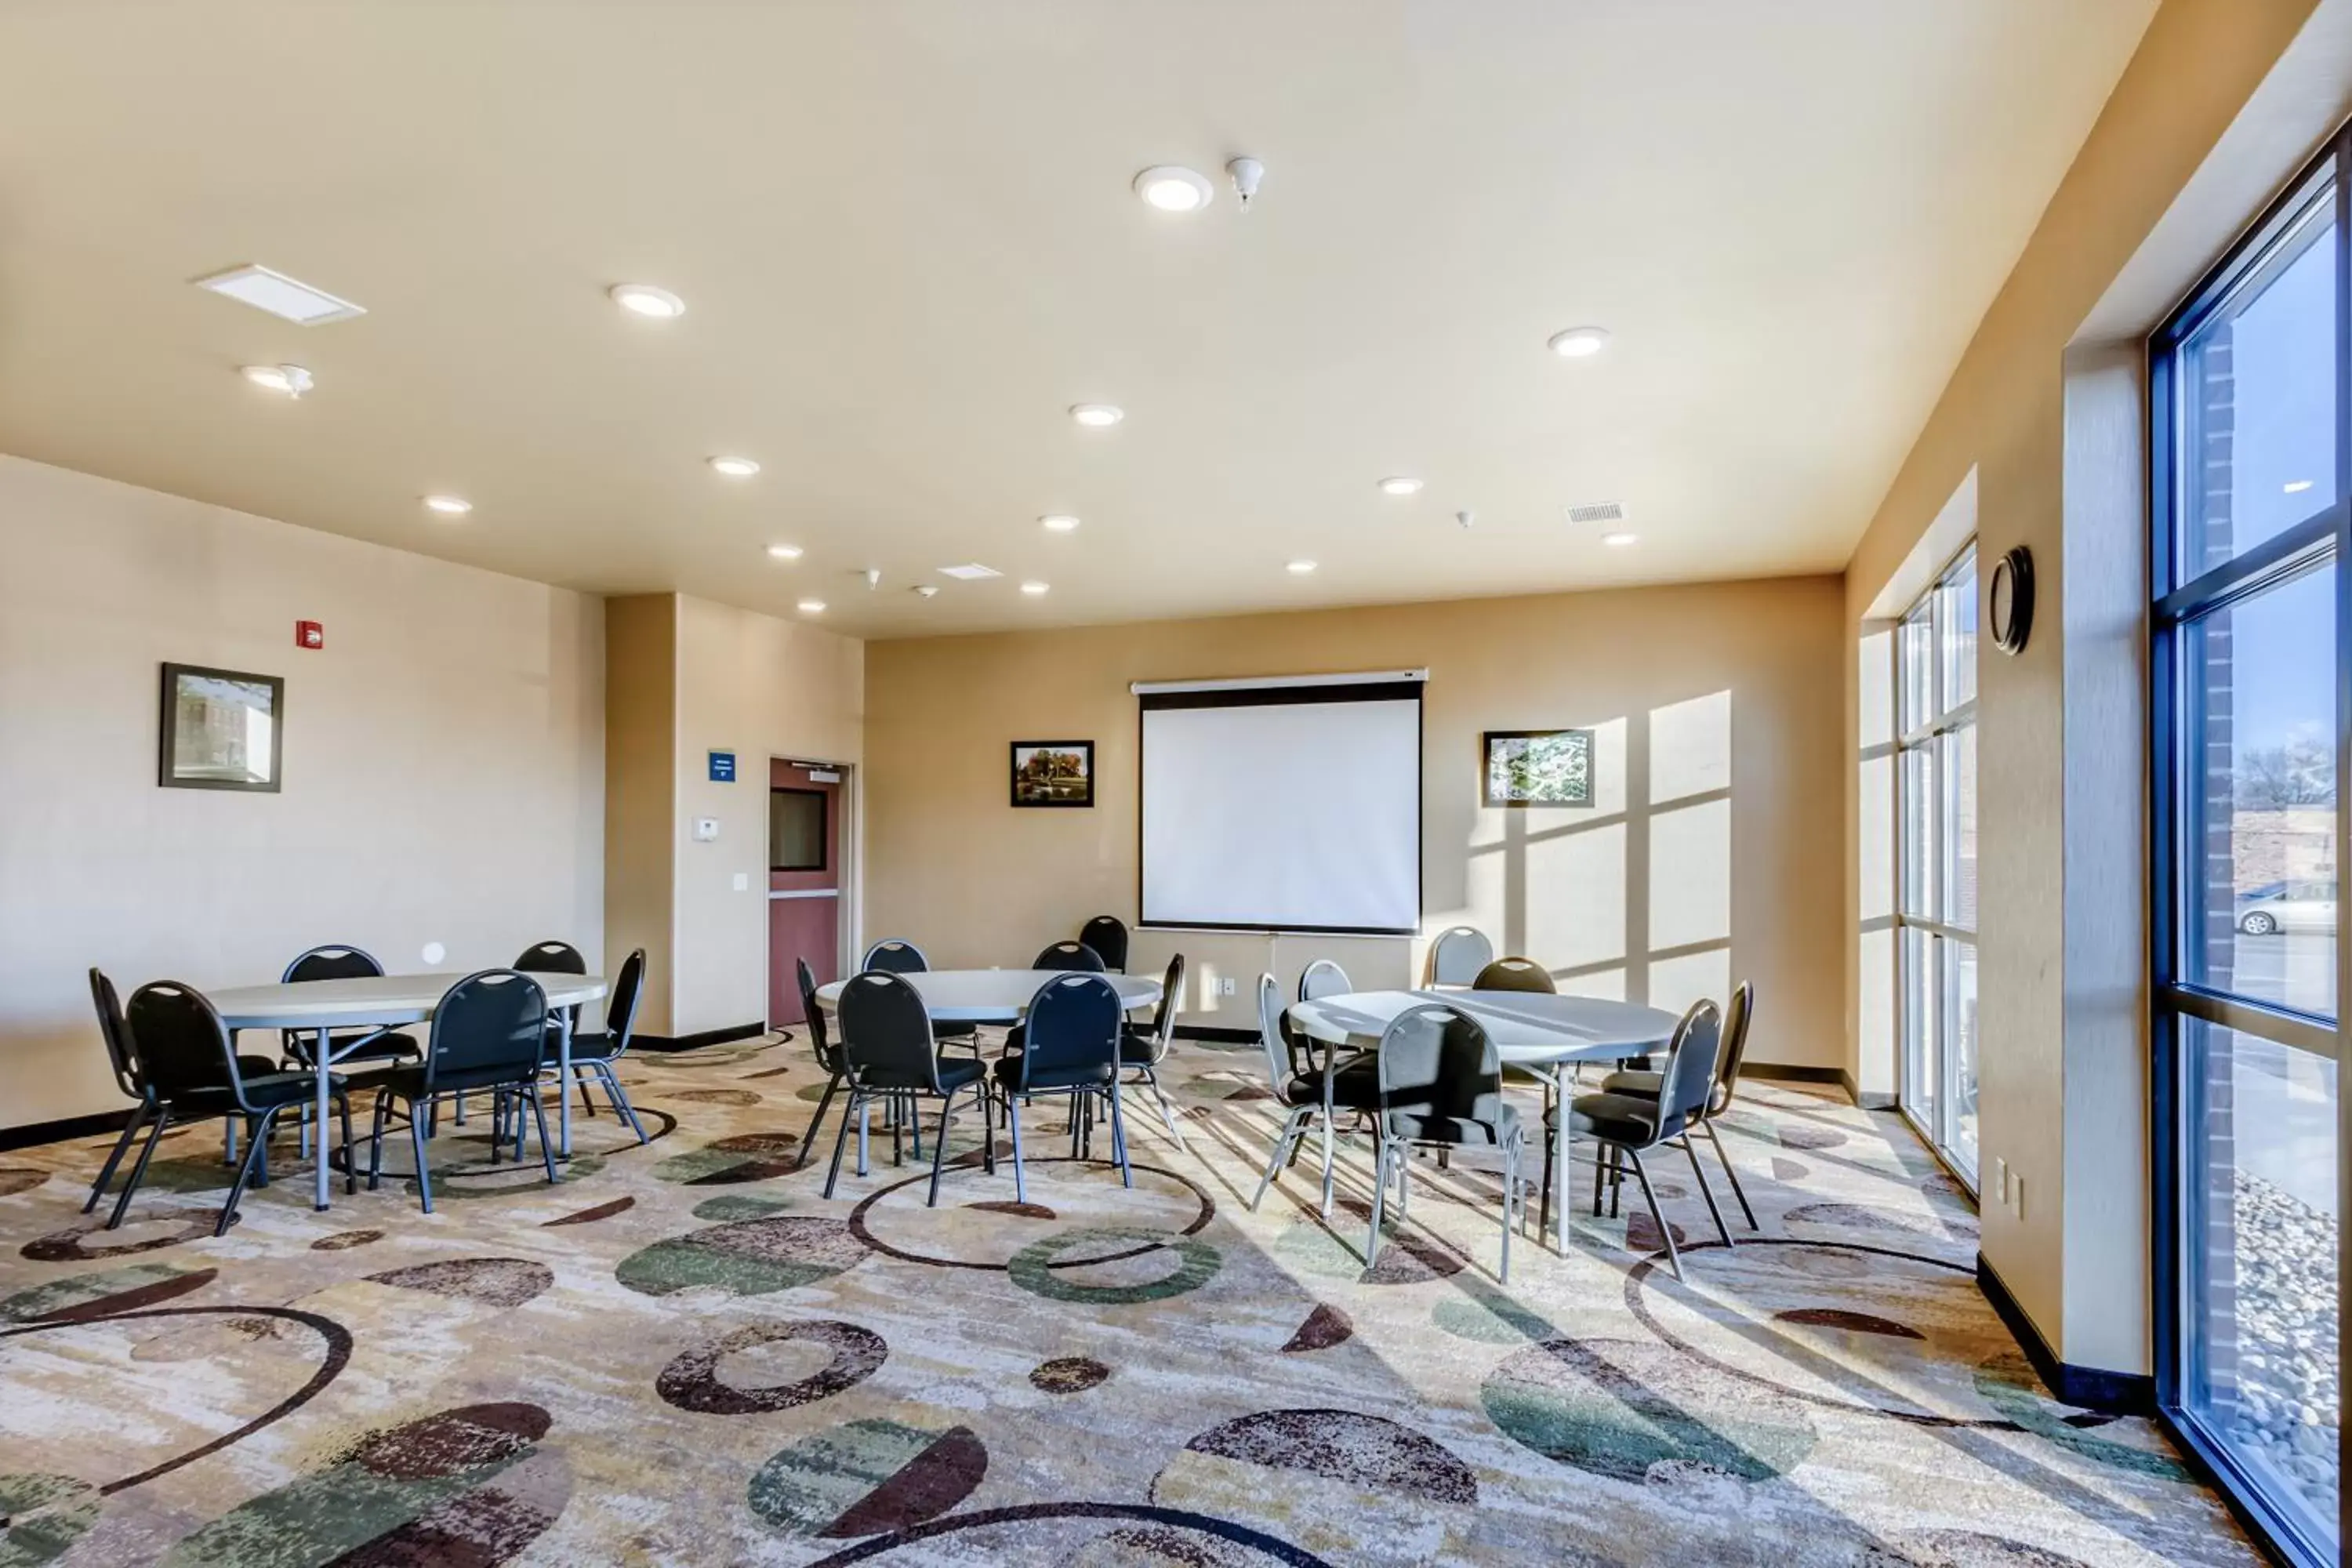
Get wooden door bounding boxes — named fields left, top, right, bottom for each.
left=768, top=760, right=844, bottom=1028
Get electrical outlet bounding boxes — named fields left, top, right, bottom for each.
left=731, top=872, right=749, bottom=891
left=2013, top=1174, right=2024, bottom=1221
left=1994, top=1156, right=2010, bottom=1207
left=1219, top=976, right=1236, bottom=996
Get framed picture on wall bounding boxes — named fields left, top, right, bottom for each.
left=1483, top=728, right=1592, bottom=808
left=1011, top=740, right=1094, bottom=808
left=159, top=662, right=285, bottom=792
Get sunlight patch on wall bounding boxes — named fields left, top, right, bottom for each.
left=1649, top=797, right=1730, bottom=953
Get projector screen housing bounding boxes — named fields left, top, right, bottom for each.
left=1138, top=677, right=1423, bottom=935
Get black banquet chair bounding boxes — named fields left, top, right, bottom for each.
left=1425, top=926, right=1495, bottom=988
left=279, top=944, right=421, bottom=1150
left=1247, top=972, right=1379, bottom=1217
left=83, top=968, right=279, bottom=1218
left=1596, top=982, right=1759, bottom=1229
left=1472, top=956, right=1556, bottom=993
left=992, top=972, right=1128, bottom=1203
left=1118, top=953, right=1187, bottom=1149
left=824, top=970, right=989, bottom=1206
left=123, top=979, right=357, bottom=1236
left=365, top=970, right=555, bottom=1214
left=1364, top=1002, right=1525, bottom=1281
left=860, top=938, right=979, bottom=1055
left=560, top=948, right=651, bottom=1144
left=1033, top=940, right=1106, bottom=973
left=1078, top=915, right=1130, bottom=974
left=796, top=958, right=852, bottom=1169
left=1541, top=998, right=1730, bottom=1280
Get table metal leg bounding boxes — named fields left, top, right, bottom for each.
left=313, top=1025, right=334, bottom=1211
left=557, top=1010, right=575, bottom=1158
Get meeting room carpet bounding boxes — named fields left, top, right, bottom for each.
left=0, top=1033, right=2258, bottom=1566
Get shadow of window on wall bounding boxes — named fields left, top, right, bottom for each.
left=1450, top=691, right=1733, bottom=1012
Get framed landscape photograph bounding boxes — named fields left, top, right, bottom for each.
left=1483, top=728, right=1592, bottom=808
left=1011, top=740, right=1093, bottom=808
left=160, top=662, right=284, bottom=793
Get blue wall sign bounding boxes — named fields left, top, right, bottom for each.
left=708, top=750, right=737, bottom=782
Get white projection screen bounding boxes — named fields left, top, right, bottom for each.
left=1138, top=679, right=1423, bottom=935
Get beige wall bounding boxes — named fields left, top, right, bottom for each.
left=603, top=593, right=865, bottom=1038
left=604, top=594, right=677, bottom=1033
left=1839, top=0, right=2342, bottom=1373
left=0, top=455, right=604, bottom=1130
left=866, top=576, right=1844, bottom=1069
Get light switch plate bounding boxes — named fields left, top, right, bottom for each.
left=691, top=816, right=720, bottom=842
left=731, top=872, right=750, bottom=891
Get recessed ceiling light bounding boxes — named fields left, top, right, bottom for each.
left=1040, top=514, right=1081, bottom=532
left=423, top=495, right=473, bottom=517
left=609, top=283, right=685, bottom=319
left=709, top=456, right=760, bottom=477
left=797, top=599, right=826, bottom=614
left=1133, top=165, right=1214, bottom=213
left=1601, top=532, right=1637, bottom=547
left=1020, top=580, right=1051, bottom=596
left=241, top=364, right=314, bottom=397
left=1286, top=559, right=1317, bottom=575
left=1377, top=476, right=1424, bottom=496
left=195, top=264, right=366, bottom=325
left=765, top=543, right=803, bottom=561
left=938, top=562, right=1003, bottom=581
left=2285, top=479, right=2315, bottom=494
left=1069, top=404, right=1124, bottom=429
left=1548, top=326, right=1611, bottom=358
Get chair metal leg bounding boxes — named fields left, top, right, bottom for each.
left=1500, top=1138, right=1517, bottom=1283
left=223, top=1114, right=238, bottom=1168
left=452, top=1091, right=467, bottom=1126
left=926, top=1087, right=956, bottom=1207
left=107, top=1109, right=172, bottom=1230
left=368, top=1094, right=390, bottom=1190
left=527, top=1089, right=559, bottom=1185
left=1005, top=1095, right=1028, bottom=1206
left=1250, top=1108, right=1310, bottom=1211
left=822, top=1090, right=860, bottom=1200
left=1704, top=1120, right=1759, bottom=1229
left=1397, top=1142, right=1411, bottom=1221
left=980, top=1083, right=997, bottom=1175
left=1144, top=1071, right=1187, bottom=1152
left=1363, top=1139, right=1389, bottom=1261
left=488, top=1091, right=504, bottom=1166
left=909, top=1090, right=924, bottom=1161
left=1319, top=1074, right=1338, bottom=1218
left=1108, top=1077, right=1132, bottom=1189
left=1610, top=1145, right=1624, bottom=1219
left=410, top=1111, right=435, bottom=1214
left=1624, top=1147, right=1680, bottom=1281
left=578, top=1075, right=598, bottom=1119
left=798, top=1075, right=842, bottom=1169
left=216, top=1105, right=281, bottom=1236
left=1682, top=1135, right=1733, bottom=1247
left=1593, top=1138, right=1610, bottom=1217
left=601, top=1064, right=651, bottom=1145
left=890, top=1093, right=905, bottom=1167
left=1537, top=1127, right=1554, bottom=1240
left=338, top=1094, right=357, bottom=1196
left=85, top=1105, right=148, bottom=1214
left=857, top=1096, right=872, bottom=1178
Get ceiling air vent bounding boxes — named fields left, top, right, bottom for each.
left=1566, top=501, right=1628, bottom=526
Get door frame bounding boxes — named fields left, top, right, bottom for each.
left=764, top=756, right=857, bottom=1033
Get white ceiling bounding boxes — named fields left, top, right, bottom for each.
left=0, top=1, right=2154, bottom=639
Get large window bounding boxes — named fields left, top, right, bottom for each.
left=2153, top=129, right=2346, bottom=1567
left=1896, top=543, right=1979, bottom=1185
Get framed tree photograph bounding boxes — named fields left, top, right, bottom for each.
left=1011, top=740, right=1093, bottom=808
left=1483, top=728, right=1592, bottom=808
left=160, top=662, right=285, bottom=792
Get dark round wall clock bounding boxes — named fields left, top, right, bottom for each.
left=1988, top=545, right=2034, bottom=655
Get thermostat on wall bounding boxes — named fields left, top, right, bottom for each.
left=691, top=817, right=720, bottom=842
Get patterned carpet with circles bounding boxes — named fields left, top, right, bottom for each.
left=0, top=1033, right=2256, bottom=1565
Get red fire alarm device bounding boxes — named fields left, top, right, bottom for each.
left=296, top=620, right=324, bottom=650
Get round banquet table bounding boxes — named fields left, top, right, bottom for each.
left=813, top=968, right=1162, bottom=1023
left=209, top=970, right=609, bottom=1211
left=1285, top=987, right=1679, bottom=1248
